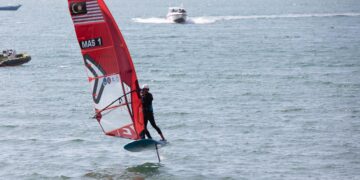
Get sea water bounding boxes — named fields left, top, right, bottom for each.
left=0, top=0, right=360, bottom=179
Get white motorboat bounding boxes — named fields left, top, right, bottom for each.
left=166, top=7, right=187, bottom=23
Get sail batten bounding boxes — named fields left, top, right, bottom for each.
left=68, top=0, right=144, bottom=140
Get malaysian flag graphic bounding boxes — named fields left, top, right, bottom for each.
left=70, top=0, right=104, bottom=24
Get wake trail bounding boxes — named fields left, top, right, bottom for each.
left=133, top=12, right=360, bottom=24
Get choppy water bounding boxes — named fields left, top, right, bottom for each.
left=1, top=0, right=360, bottom=179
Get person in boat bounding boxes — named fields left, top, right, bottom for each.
left=140, top=84, right=166, bottom=141
left=10, top=49, right=16, bottom=58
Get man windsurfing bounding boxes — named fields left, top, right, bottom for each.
left=140, top=84, right=166, bottom=141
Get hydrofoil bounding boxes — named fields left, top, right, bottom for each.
left=124, top=139, right=168, bottom=162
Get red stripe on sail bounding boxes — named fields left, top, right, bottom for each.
left=106, top=124, right=137, bottom=139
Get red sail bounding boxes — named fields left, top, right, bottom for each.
left=68, top=0, right=144, bottom=140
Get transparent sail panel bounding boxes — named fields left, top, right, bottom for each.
left=86, top=73, right=132, bottom=133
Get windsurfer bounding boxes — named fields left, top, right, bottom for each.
left=140, top=84, right=166, bottom=141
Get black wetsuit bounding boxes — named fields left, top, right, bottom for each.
left=140, top=92, right=163, bottom=139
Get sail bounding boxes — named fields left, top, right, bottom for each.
left=68, top=0, right=144, bottom=140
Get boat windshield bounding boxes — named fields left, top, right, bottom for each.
left=169, top=8, right=186, bottom=13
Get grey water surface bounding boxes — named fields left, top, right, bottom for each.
left=1, top=0, right=360, bottom=179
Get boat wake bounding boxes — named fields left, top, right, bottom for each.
left=133, top=17, right=172, bottom=24
left=132, top=12, right=360, bottom=24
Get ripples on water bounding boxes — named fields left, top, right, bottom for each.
left=0, top=0, right=360, bottom=179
